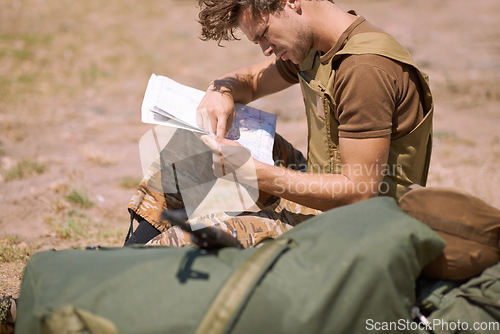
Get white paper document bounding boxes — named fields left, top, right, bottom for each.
left=141, top=74, right=277, bottom=165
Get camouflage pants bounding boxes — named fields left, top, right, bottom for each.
left=128, top=132, right=321, bottom=248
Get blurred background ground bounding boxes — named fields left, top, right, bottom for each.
left=1, top=0, right=499, bottom=297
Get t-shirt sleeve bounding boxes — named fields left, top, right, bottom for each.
left=275, top=59, right=300, bottom=84
left=334, top=55, right=398, bottom=138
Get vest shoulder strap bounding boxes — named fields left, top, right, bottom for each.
left=334, top=32, right=417, bottom=68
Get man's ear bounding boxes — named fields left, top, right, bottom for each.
left=285, top=0, right=301, bottom=12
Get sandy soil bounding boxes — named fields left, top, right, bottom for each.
left=1, top=0, right=499, bottom=297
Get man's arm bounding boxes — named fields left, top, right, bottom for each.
left=201, top=134, right=390, bottom=211
left=196, top=57, right=293, bottom=138
left=254, top=136, right=390, bottom=210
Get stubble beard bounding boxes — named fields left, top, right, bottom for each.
left=290, top=29, right=313, bottom=64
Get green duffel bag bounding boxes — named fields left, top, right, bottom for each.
left=16, top=197, right=444, bottom=334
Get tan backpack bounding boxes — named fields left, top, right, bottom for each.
left=399, top=186, right=500, bottom=280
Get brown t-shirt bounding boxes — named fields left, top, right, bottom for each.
left=276, top=17, right=424, bottom=139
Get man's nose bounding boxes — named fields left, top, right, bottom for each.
left=259, top=40, right=274, bottom=57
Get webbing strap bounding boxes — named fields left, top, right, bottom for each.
left=124, top=209, right=135, bottom=244
left=195, top=237, right=292, bottom=334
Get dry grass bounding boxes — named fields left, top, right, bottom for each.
left=2, top=159, right=46, bottom=182
left=0, top=236, right=39, bottom=263
left=45, top=210, right=125, bottom=246
left=65, top=188, right=95, bottom=209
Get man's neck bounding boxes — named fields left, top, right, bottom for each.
left=306, top=2, right=358, bottom=53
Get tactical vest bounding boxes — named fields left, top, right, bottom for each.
left=298, top=32, right=433, bottom=199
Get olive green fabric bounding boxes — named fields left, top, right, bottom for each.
left=299, top=32, right=434, bottom=199
left=424, top=263, right=500, bottom=333
left=231, top=196, right=444, bottom=334
left=17, top=246, right=250, bottom=334
left=195, top=238, right=292, bottom=334
left=16, top=197, right=444, bottom=334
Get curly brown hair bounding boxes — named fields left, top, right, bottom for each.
left=197, top=0, right=285, bottom=45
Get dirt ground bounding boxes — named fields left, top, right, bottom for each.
left=1, top=0, right=499, bottom=297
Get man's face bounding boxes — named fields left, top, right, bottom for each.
left=238, top=4, right=311, bottom=64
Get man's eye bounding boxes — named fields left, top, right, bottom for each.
left=261, top=27, right=269, bottom=38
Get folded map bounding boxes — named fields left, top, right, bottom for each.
left=141, top=74, right=277, bottom=165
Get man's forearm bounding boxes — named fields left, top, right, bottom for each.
left=251, top=136, right=390, bottom=210
left=210, top=58, right=292, bottom=104
left=254, top=161, right=376, bottom=211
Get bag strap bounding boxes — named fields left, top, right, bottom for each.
left=124, top=209, right=135, bottom=244
left=195, top=237, right=293, bottom=334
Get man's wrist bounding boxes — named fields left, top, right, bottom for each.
left=209, top=79, right=234, bottom=96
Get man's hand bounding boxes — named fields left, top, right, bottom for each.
left=200, top=134, right=257, bottom=185
left=196, top=82, right=236, bottom=139
left=196, top=59, right=292, bottom=139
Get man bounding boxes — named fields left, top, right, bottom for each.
left=125, top=0, right=433, bottom=246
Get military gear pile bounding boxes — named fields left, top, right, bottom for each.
left=16, top=197, right=444, bottom=333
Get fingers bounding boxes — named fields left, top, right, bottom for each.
left=200, top=134, right=218, bottom=150
left=218, top=142, right=226, bottom=176
left=197, top=84, right=236, bottom=137
left=216, top=110, right=236, bottom=139
left=200, top=135, right=225, bottom=177
left=216, top=123, right=226, bottom=139
left=198, top=107, right=232, bottom=137
left=196, top=108, right=204, bottom=130
left=197, top=108, right=214, bottom=134
left=200, top=135, right=253, bottom=177
left=209, top=114, right=218, bottom=136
